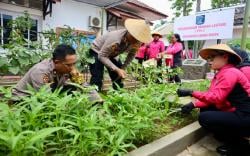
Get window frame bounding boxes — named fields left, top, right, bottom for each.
left=0, top=9, right=42, bottom=45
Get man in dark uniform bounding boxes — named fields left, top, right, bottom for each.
left=89, top=19, right=152, bottom=90
left=12, top=44, right=103, bottom=103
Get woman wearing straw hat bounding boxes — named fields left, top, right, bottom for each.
left=147, top=31, right=165, bottom=66
left=176, top=44, right=250, bottom=155
left=89, top=19, right=151, bottom=91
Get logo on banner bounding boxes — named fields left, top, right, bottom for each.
left=196, top=15, right=205, bottom=25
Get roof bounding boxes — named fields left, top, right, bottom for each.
left=73, top=0, right=127, bottom=7
left=107, top=8, right=144, bottom=19
left=154, top=23, right=174, bottom=35
left=127, top=0, right=167, bottom=18
left=109, top=0, right=168, bottom=21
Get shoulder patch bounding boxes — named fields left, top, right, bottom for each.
left=111, top=43, right=119, bottom=52
left=42, top=74, right=50, bottom=83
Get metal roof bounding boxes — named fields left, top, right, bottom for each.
left=73, top=0, right=127, bottom=7
left=114, top=0, right=167, bottom=21
left=73, top=0, right=167, bottom=21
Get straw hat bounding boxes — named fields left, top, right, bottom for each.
left=199, top=44, right=242, bottom=64
left=124, top=19, right=152, bottom=43
left=151, top=31, right=162, bottom=38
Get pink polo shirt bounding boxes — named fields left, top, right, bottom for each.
left=192, top=64, right=250, bottom=112
left=165, top=42, right=183, bottom=66
left=147, top=40, right=165, bottom=59
left=135, top=44, right=147, bottom=59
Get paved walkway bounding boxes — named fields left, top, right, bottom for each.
left=177, top=135, right=221, bottom=156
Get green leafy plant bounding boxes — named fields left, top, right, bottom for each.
left=227, top=38, right=250, bottom=51
left=127, top=59, right=183, bottom=84
left=0, top=12, right=51, bottom=75
left=0, top=82, right=199, bottom=155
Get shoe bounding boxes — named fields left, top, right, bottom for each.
left=88, top=89, right=104, bottom=104
left=216, top=145, right=229, bottom=155
left=216, top=145, right=250, bottom=156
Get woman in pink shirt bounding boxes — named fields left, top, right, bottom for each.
left=147, top=32, right=165, bottom=66
left=177, top=44, right=250, bottom=155
left=135, top=43, right=148, bottom=64
left=166, top=34, right=183, bottom=83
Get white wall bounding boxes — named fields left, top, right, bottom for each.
left=43, top=0, right=104, bottom=32
left=233, top=26, right=250, bottom=39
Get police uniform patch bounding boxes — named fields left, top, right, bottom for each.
left=111, top=43, right=118, bottom=52
left=42, top=74, right=50, bottom=83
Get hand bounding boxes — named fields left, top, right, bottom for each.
left=177, top=89, right=193, bottom=97
left=115, top=68, right=126, bottom=79
left=181, top=102, right=195, bottom=114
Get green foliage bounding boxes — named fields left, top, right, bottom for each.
left=167, top=32, right=174, bottom=43
left=169, top=0, right=196, bottom=18
left=180, top=79, right=210, bottom=91
left=227, top=38, right=250, bottom=51
left=127, top=59, right=183, bottom=84
left=211, top=0, right=242, bottom=8
left=0, top=12, right=51, bottom=75
left=53, top=25, right=95, bottom=72
left=0, top=83, right=197, bottom=155
left=0, top=12, right=94, bottom=75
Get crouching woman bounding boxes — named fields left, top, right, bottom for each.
left=176, top=44, right=250, bottom=156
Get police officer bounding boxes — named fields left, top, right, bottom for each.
left=12, top=44, right=103, bottom=103
left=89, top=19, right=151, bottom=90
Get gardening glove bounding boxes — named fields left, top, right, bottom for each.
left=177, top=89, right=193, bottom=97
left=181, top=102, right=195, bottom=114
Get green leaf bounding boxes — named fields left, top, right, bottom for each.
left=18, top=57, right=29, bottom=66
left=0, top=57, right=8, bottom=67
left=8, top=66, right=20, bottom=74
left=26, top=127, right=64, bottom=146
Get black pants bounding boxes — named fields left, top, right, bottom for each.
left=169, top=66, right=181, bottom=83
left=89, top=49, right=123, bottom=91
left=198, top=109, right=250, bottom=149
left=135, top=57, right=144, bottom=64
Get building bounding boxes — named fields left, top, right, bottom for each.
left=0, top=0, right=167, bottom=45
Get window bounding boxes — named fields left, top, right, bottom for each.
left=0, top=12, right=39, bottom=45
left=0, top=14, right=12, bottom=45
left=24, top=19, right=38, bottom=41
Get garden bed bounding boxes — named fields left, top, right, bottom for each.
left=0, top=80, right=209, bottom=155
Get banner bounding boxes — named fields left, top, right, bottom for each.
left=174, top=8, right=235, bottom=41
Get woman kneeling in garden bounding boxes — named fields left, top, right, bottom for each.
left=177, top=44, right=250, bottom=156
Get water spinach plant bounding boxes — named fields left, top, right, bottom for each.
left=0, top=82, right=198, bottom=156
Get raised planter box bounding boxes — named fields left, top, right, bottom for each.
left=128, top=121, right=207, bottom=156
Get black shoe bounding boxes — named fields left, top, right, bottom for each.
left=216, top=145, right=250, bottom=156
left=216, top=145, right=229, bottom=155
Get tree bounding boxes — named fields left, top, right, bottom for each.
left=169, top=0, right=196, bottom=18
left=153, top=19, right=167, bottom=30
left=211, top=0, right=243, bottom=8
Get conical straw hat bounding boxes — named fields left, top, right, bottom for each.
left=125, top=19, right=152, bottom=43
left=151, top=31, right=162, bottom=38
left=199, top=44, right=242, bottom=64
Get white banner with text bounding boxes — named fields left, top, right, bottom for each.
left=174, top=8, right=235, bottom=41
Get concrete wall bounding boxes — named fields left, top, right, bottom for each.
left=0, top=0, right=106, bottom=34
